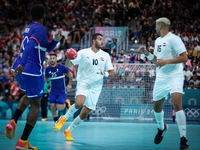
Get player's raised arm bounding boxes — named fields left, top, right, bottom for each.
left=137, top=46, right=157, bottom=63
left=46, top=32, right=62, bottom=53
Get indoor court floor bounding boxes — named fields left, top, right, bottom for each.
left=0, top=119, right=200, bottom=150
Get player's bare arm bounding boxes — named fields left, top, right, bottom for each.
left=137, top=46, right=157, bottom=63
left=97, top=69, right=114, bottom=78
left=156, top=52, right=188, bottom=68
left=66, top=72, right=73, bottom=90
left=45, top=77, right=49, bottom=83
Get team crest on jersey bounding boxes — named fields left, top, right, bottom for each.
left=163, top=43, right=166, bottom=46
left=100, top=57, right=104, bottom=61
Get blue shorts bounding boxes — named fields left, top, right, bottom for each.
left=48, top=91, right=66, bottom=104
left=15, top=74, right=44, bottom=99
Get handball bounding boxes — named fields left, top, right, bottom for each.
left=66, top=48, right=77, bottom=60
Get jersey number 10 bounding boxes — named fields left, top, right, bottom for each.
left=93, top=59, right=98, bottom=65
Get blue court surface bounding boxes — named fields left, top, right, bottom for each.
left=0, top=119, right=200, bottom=150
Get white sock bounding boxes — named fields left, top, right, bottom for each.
left=154, top=110, right=165, bottom=130
left=176, top=110, right=186, bottom=137
left=64, top=104, right=78, bottom=120
left=67, top=115, right=84, bottom=131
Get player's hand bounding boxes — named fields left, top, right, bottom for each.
left=137, top=46, right=149, bottom=56
left=67, top=84, right=72, bottom=90
left=97, top=69, right=105, bottom=76
left=13, top=64, right=24, bottom=76
left=53, top=33, right=62, bottom=41
left=156, top=59, right=167, bottom=68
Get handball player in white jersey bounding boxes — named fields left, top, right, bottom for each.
left=138, top=17, right=189, bottom=149
left=55, top=33, right=114, bottom=140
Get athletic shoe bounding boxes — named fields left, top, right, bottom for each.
left=4, top=119, right=16, bottom=140
left=65, top=99, right=71, bottom=111
left=41, top=118, right=47, bottom=121
left=63, top=128, right=73, bottom=141
left=55, top=115, right=67, bottom=130
left=53, top=121, right=58, bottom=129
left=180, top=136, right=189, bottom=150
left=154, top=124, right=168, bottom=144
left=15, top=138, right=37, bottom=150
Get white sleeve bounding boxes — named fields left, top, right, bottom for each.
left=171, top=36, right=186, bottom=54
left=105, top=54, right=113, bottom=71
left=71, top=50, right=82, bottom=65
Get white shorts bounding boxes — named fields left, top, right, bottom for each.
left=76, top=82, right=102, bottom=110
left=153, top=77, right=184, bottom=101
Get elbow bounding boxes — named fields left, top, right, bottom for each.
left=110, top=72, right=115, bottom=78
left=183, top=56, right=188, bottom=63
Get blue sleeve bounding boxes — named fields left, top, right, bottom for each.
left=47, top=40, right=58, bottom=53
left=45, top=68, right=49, bottom=77
left=63, top=65, right=70, bottom=74
left=20, top=39, right=37, bottom=67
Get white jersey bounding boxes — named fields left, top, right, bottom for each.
left=71, top=48, right=113, bottom=88
left=154, top=32, right=186, bottom=78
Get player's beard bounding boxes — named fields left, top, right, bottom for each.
left=51, top=61, right=56, bottom=66
left=156, top=28, right=161, bottom=37
left=95, top=41, right=102, bottom=49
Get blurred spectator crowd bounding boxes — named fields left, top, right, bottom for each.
left=0, top=0, right=199, bottom=101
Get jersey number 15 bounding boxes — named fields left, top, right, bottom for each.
left=157, top=45, right=161, bottom=52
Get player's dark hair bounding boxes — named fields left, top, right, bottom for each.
left=92, top=33, right=103, bottom=40
left=30, top=4, right=45, bottom=21
left=50, top=53, right=57, bottom=57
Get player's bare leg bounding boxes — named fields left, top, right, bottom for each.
left=55, top=95, right=85, bottom=130
left=15, top=98, right=41, bottom=150
left=153, top=98, right=168, bottom=144
left=5, top=95, right=30, bottom=139
left=50, top=103, right=57, bottom=118
left=64, top=106, right=91, bottom=141
left=172, top=93, right=189, bottom=149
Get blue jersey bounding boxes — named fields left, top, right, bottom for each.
left=45, top=63, right=70, bottom=93
left=13, top=21, right=48, bottom=76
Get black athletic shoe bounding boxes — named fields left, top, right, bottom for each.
left=154, top=124, right=168, bottom=144
left=180, top=136, right=189, bottom=150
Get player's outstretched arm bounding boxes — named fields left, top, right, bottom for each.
left=137, top=46, right=157, bottom=63
left=47, top=33, right=62, bottom=52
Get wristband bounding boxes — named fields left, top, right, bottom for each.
left=104, top=72, right=109, bottom=77
left=53, top=35, right=60, bottom=41
left=146, top=53, right=154, bottom=60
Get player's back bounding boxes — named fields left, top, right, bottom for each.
left=154, top=32, right=186, bottom=78
left=13, top=21, right=48, bottom=76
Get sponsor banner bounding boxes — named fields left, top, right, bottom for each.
left=90, top=103, right=121, bottom=118
left=183, top=105, right=200, bottom=121
left=182, top=89, right=200, bottom=106
left=120, top=104, right=172, bottom=119
left=95, top=27, right=126, bottom=46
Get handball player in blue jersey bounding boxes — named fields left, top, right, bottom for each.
left=45, top=53, right=73, bottom=128
left=4, top=4, right=61, bottom=150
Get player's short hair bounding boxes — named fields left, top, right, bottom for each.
left=50, top=53, right=57, bottom=57
left=30, top=4, right=45, bottom=21
left=92, top=33, right=103, bottom=40
left=156, top=17, right=170, bottom=30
